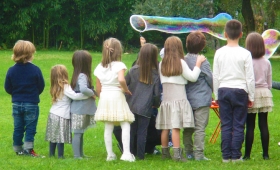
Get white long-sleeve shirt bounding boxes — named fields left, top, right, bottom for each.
left=213, top=46, right=255, bottom=101
left=50, top=84, right=88, bottom=119
left=159, top=59, right=201, bottom=84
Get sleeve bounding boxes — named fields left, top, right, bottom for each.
left=78, top=74, right=94, bottom=97
left=181, top=60, right=201, bottom=82
left=267, top=61, right=272, bottom=90
left=4, top=69, right=12, bottom=94
left=37, top=68, right=45, bottom=94
left=115, top=62, right=127, bottom=73
left=272, top=81, right=280, bottom=90
left=245, top=54, right=255, bottom=101
left=64, top=84, right=89, bottom=100
left=93, top=64, right=101, bottom=78
left=152, top=76, right=162, bottom=108
left=213, top=51, right=219, bottom=100
left=201, top=60, right=213, bottom=91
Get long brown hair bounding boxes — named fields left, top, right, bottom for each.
left=102, top=38, right=122, bottom=68
left=161, top=36, right=184, bottom=76
left=245, top=32, right=265, bottom=59
left=50, top=65, right=68, bottom=103
left=70, top=50, right=93, bottom=89
left=12, top=40, right=36, bottom=63
left=137, top=43, right=158, bottom=84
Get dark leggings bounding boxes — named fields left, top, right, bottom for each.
left=49, top=142, right=64, bottom=158
left=244, top=112, right=269, bottom=157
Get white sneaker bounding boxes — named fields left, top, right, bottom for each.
left=106, top=154, right=117, bottom=161
left=120, top=153, right=135, bottom=162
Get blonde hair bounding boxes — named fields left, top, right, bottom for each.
left=137, top=43, right=158, bottom=84
left=102, top=38, right=122, bottom=68
left=161, top=36, right=184, bottom=76
left=50, top=65, right=69, bottom=103
left=12, top=40, right=36, bottom=63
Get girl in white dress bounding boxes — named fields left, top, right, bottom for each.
left=94, top=38, right=135, bottom=162
left=45, top=65, right=91, bottom=158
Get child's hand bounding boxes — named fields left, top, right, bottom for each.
left=124, top=90, right=132, bottom=95
left=248, top=101, right=254, bottom=108
left=197, top=55, right=206, bottom=63
left=92, top=95, right=97, bottom=100
left=140, top=37, right=146, bottom=47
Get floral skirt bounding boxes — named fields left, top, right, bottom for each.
left=156, top=83, right=194, bottom=129
left=45, top=113, right=71, bottom=143
left=95, top=90, right=135, bottom=125
left=71, top=114, right=96, bottom=133
left=248, top=88, right=273, bottom=113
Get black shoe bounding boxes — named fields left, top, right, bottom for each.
left=16, top=151, right=25, bottom=156
left=242, top=156, right=250, bottom=160
left=263, top=156, right=269, bottom=160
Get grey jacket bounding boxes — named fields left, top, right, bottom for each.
left=272, top=81, right=280, bottom=90
left=125, top=65, right=161, bottom=118
left=184, top=53, right=213, bottom=110
left=70, top=73, right=97, bottom=115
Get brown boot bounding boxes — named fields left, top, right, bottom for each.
left=161, top=147, right=172, bottom=159
left=173, top=148, right=187, bottom=162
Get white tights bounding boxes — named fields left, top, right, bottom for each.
left=104, top=122, right=131, bottom=156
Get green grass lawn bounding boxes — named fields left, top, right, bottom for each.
left=1, top=50, right=280, bottom=170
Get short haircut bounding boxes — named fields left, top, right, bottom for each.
left=225, top=19, right=242, bottom=40
left=137, top=43, right=158, bottom=84
left=161, top=36, right=184, bottom=76
left=12, top=40, right=36, bottom=63
left=245, top=32, right=265, bottom=59
left=186, top=31, right=206, bottom=54
left=102, top=38, right=122, bottom=68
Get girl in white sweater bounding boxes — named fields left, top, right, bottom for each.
left=156, top=36, right=205, bottom=161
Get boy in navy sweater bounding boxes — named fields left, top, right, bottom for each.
left=5, top=40, right=45, bottom=157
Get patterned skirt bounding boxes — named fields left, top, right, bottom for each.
left=45, top=113, right=71, bottom=143
left=248, top=88, right=273, bottom=113
left=156, top=83, right=194, bottom=129
left=71, top=114, right=96, bottom=133
left=94, top=90, right=135, bottom=126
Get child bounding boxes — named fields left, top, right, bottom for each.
left=156, top=36, right=205, bottom=161
left=183, top=31, right=213, bottom=161
left=243, top=32, right=273, bottom=160
left=126, top=43, right=161, bottom=160
left=45, top=65, right=92, bottom=158
left=94, top=37, right=135, bottom=162
left=70, top=50, right=97, bottom=159
left=212, top=19, right=255, bottom=162
left=4, top=40, right=45, bottom=157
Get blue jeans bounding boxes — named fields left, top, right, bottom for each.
left=218, top=88, right=248, bottom=159
left=12, top=102, right=39, bottom=151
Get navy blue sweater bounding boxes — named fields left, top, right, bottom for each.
left=4, top=62, right=45, bottom=104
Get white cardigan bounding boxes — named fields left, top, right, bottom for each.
left=159, top=59, right=201, bottom=84
left=49, top=84, right=88, bottom=119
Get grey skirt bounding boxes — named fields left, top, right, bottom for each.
left=156, top=83, right=194, bottom=129
left=45, top=113, right=72, bottom=143
left=71, top=113, right=96, bottom=133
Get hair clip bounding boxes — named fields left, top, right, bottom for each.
left=105, top=44, right=114, bottom=53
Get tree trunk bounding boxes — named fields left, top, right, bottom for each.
left=241, top=0, right=255, bottom=33
left=46, top=18, right=49, bottom=49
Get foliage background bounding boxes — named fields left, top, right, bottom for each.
left=0, top=0, right=280, bottom=52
